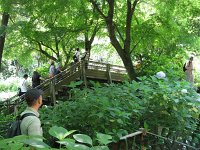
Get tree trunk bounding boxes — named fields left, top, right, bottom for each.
left=85, top=39, right=91, bottom=59
left=90, top=0, right=138, bottom=80
left=105, top=2, right=136, bottom=80
left=84, top=23, right=99, bottom=60
left=0, top=12, right=9, bottom=69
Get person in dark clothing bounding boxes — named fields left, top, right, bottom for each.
left=32, top=71, right=41, bottom=88
left=55, top=66, right=62, bottom=75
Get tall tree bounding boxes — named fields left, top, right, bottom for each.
left=90, top=0, right=139, bottom=80
left=0, top=12, right=9, bottom=69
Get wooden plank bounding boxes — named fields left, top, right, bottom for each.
left=120, top=131, right=143, bottom=140
left=86, top=69, right=108, bottom=80
left=55, top=71, right=81, bottom=91
left=111, top=73, right=126, bottom=81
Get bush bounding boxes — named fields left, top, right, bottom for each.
left=39, top=75, right=200, bottom=147
left=0, top=126, right=112, bottom=150
left=35, top=64, right=50, bottom=78
left=40, top=83, right=143, bottom=142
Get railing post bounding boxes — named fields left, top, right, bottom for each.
left=81, top=61, right=87, bottom=87
left=106, top=64, right=112, bottom=83
left=70, top=62, right=74, bottom=75
left=7, top=100, right=10, bottom=113
left=50, top=78, right=56, bottom=105
left=139, top=128, right=146, bottom=150
left=14, top=105, right=18, bottom=116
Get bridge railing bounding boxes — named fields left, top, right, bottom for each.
left=87, top=61, right=127, bottom=74
left=116, top=128, right=199, bottom=150
left=0, top=62, right=82, bottom=114
left=0, top=61, right=126, bottom=114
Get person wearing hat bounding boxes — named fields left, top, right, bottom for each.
left=20, top=89, right=43, bottom=137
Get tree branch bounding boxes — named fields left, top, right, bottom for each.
left=40, top=41, right=57, bottom=54
left=114, top=22, right=125, bottom=42
left=90, top=0, right=107, bottom=19
left=124, top=0, right=139, bottom=53
left=130, top=27, right=154, bottom=54
left=37, top=42, right=57, bottom=61
left=131, top=0, right=139, bottom=16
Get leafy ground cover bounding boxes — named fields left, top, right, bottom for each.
left=0, top=126, right=112, bottom=150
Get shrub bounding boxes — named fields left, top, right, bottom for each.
left=40, top=75, right=200, bottom=147
left=0, top=126, right=112, bottom=150
left=0, top=77, right=21, bottom=92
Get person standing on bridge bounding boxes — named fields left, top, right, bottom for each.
left=19, top=74, right=30, bottom=96
left=73, top=48, right=80, bottom=63
left=185, top=56, right=194, bottom=85
left=49, top=61, right=55, bottom=78
left=32, top=71, right=41, bottom=88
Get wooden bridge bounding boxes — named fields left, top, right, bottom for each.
left=0, top=61, right=127, bottom=114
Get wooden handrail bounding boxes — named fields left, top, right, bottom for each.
left=1, top=61, right=126, bottom=110
left=119, top=129, right=199, bottom=149
left=120, top=131, right=143, bottom=140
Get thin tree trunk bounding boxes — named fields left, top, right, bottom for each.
left=0, top=12, right=9, bottom=69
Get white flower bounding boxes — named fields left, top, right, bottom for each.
left=181, top=89, right=188, bottom=94
left=156, top=71, right=166, bottom=79
left=197, top=94, right=200, bottom=102
left=43, top=105, right=48, bottom=108
left=197, top=98, right=200, bottom=102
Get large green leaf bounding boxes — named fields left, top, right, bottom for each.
left=91, top=146, right=110, bottom=150
left=73, top=134, right=93, bottom=146
left=96, top=133, right=112, bottom=145
left=22, top=139, right=50, bottom=148
left=66, top=143, right=90, bottom=150
left=9, top=142, right=23, bottom=150
left=0, top=141, right=9, bottom=149
left=56, top=138, right=75, bottom=146
left=49, top=126, right=76, bottom=140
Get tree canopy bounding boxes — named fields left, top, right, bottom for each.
left=0, top=0, right=199, bottom=79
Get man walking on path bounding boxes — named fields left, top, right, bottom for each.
left=19, top=74, right=30, bottom=96
left=185, top=56, right=194, bottom=85
left=49, top=61, right=55, bottom=78
left=20, top=89, right=43, bottom=137
left=73, top=48, right=80, bottom=63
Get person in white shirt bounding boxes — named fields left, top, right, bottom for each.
left=19, top=74, right=30, bottom=96
left=73, top=48, right=80, bottom=63
left=49, top=61, right=55, bottom=78
left=185, top=56, right=194, bottom=85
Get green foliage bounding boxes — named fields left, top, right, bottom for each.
left=39, top=75, right=200, bottom=147
left=0, top=126, right=111, bottom=150
left=49, top=126, right=76, bottom=141
left=0, top=113, right=15, bottom=137
left=2, top=0, right=200, bottom=78
left=35, top=64, right=49, bottom=78
left=0, top=82, right=18, bottom=92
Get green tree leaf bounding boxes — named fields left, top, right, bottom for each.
left=22, top=139, right=50, bottom=148
left=49, top=126, right=76, bottom=140
left=96, top=133, right=112, bottom=145
left=73, top=134, right=93, bottom=146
